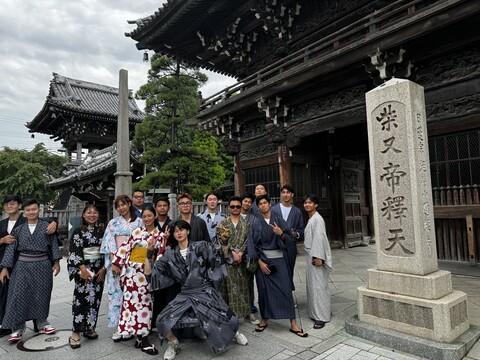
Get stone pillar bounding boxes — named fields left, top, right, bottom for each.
left=114, top=69, right=133, bottom=198
left=355, top=79, right=469, bottom=343
left=168, top=193, right=178, bottom=219
left=76, top=141, right=82, bottom=161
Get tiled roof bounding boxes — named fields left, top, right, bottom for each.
left=48, top=143, right=141, bottom=189
left=49, top=73, right=143, bottom=121
left=28, top=73, right=144, bottom=132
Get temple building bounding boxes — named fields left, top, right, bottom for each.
left=126, top=0, right=480, bottom=264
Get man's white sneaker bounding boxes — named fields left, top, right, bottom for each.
left=164, top=339, right=180, bottom=360
left=8, top=331, right=23, bottom=342
left=42, top=325, right=57, bottom=335
left=234, top=332, right=248, bottom=346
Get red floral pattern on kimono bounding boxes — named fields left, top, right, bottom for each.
left=112, top=227, right=165, bottom=335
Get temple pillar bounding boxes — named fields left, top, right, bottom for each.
left=278, top=144, right=291, bottom=186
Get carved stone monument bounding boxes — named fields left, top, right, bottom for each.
left=346, top=79, right=475, bottom=359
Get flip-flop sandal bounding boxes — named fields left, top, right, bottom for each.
left=141, top=344, right=159, bottom=355
left=69, top=336, right=81, bottom=349
left=313, top=321, right=325, bottom=329
left=289, top=328, right=308, bottom=338
left=255, top=323, right=268, bottom=332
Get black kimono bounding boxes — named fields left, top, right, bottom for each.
left=151, top=241, right=239, bottom=353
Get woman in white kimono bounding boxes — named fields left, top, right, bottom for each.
left=303, top=194, right=332, bottom=329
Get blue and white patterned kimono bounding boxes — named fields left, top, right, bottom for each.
left=100, top=216, right=142, bottom=327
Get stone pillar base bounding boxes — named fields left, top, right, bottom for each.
left=367, top=269, right=452, bottom=299
left=358, top=286, right=469, bottom=342
left=346, top=316, right=480, bottom=360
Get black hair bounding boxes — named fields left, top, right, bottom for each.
left=154, top=197, right=170, bottom=207
left=80, top=204, right=104, bottom=235
left=280, top=183, right=295, bottom=193
left=303, top=193, right=320, bottom=205
left=228, top=196, right=242, bottom=205
left=255, top=194, right=270, bottom=206
left=114, top=195, right=137, bottom=222
left=204, top=192, right=219, bottom=201
left=241, top=192, right=255, bottom=203
left=141, top=205, right=159, bottom=228
left=167, top=219, right=191, bottom=249
left=22, top=199, right=39, bottom=208
left=3, top=194, right=22, bottom=205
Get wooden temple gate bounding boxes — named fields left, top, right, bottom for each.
left=433, top=185, right=480, bottom=265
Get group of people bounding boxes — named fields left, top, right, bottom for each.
left=0, top=185, right=332, bottom=360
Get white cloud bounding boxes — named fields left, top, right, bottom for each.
left=0, top=0, right=235, bottom=152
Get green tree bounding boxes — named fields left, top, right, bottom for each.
left=0, top=143, right=67, bottom=206
left=133, top=54, right=232, bottom=199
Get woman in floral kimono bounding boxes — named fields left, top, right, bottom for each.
left=111, top=206, right=165, bottom=355
left=67, top=204, right=105, bottom=349
left=100, top=195, right=142, bottom=341
left=150, top=220, right=248, bottom=360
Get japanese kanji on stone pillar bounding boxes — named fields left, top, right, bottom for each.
left=357, top=78, right=469, bottom=342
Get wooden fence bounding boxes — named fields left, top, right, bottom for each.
left=433, top=185, right=480, bottom=265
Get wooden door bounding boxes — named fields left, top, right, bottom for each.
left=340, top=159, right=364, bottom=247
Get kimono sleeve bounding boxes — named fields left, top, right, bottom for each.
left=206, top=242, right=227, bottom=283
left=291, top=207, right=305, bottom=241
left=100, top=219, right=117, bottom=254
left=310, top=215, right=332, bottom=270
left=150, top=255, right=175, bottom=290
left=247, top=217, right=261, bottom=260
left=49, top=231, right=62, bottom=262
left=67, top=228, right=84, bottom=280
left=0, top=228, right=19, bottom=269
left=274, top=215, right=294, bottom=249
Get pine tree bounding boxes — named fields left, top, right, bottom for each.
left=133, top=54, right=232, bottom=199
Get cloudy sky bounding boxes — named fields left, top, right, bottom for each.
left=0, top=0, right=234, bottom=153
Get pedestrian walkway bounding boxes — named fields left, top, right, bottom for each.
left=1, top=244, right=480, bottom=359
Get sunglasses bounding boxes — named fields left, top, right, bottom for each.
left=229, top=205, right=242, bottom=209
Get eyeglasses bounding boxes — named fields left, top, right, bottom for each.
left=229, top=205, right=242, bottom=209
left=178, top=201, right=192, bottom=206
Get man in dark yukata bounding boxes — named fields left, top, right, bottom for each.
left=0, top=195, right=57, bottom=337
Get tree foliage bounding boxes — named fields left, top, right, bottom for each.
left=133, top=54, right=233, bottom=200
left=0, top=143, right=67, bottom=206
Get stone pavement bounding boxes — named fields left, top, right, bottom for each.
left=2, top=244, right=480, bottom=360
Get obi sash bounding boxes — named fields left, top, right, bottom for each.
left=115, top=235, right=129, bottom=249
left=130, top=246, right=148, bottom=263
left=18, top=253, right=49, bottom=262
left=83, top=246, right=101, bottom=261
